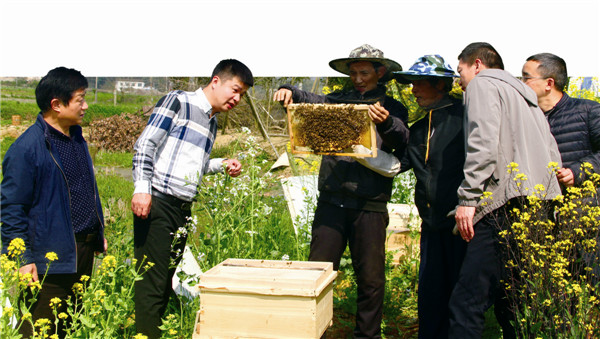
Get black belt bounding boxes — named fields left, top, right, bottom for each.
left=152, top=190, right=192, bottom=210
left=75, top=232, right=98, bottom=243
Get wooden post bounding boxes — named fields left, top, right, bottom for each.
left=221, top=112, right=229, bottom=135
left=94, top=77, right=98, bottom=103
left=310, top=77, right=320, bottom=94
left=245, top=95, right=279, bottom=158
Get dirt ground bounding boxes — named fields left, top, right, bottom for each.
left=0, top=123, right=28, bottom=139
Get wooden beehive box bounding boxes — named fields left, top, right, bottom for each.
left=287, top=103, right=377, bottom=157
left=193, top=258, right=338, bottom=339
left=386, top=204, right=421, bottom=264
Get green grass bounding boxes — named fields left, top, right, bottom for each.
left=0, top=86, right=35, bottom=99
left=94, top=150, right=133, bottom=168
left=84, top=103, right=140, bottom=123
left=0, top=100, right=142, bottom=124
left=0, top=100, right=39, bottom=120
left=0, top=84, right=158, bottom=123
left=1, top=136, right=16, bottom=160
left=95, top=171, right=133, bottom=201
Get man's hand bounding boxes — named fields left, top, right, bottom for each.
left=19, top=263, right=39, bottom=283
left=557, top=167, right=575, bottom=187
left=273, top=89, right=293, bottom=107
left=455, top=205, right=476, bottom=242
left=132, top=193, right=152, bottom=219
left=223, top=159, right=242, bottom=177
left=367, top=102, right=389, bottom=124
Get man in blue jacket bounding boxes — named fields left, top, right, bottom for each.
left=1, top=66, right=106, bottom=337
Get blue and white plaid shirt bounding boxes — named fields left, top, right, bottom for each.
left=132, top=88, right=224, bottom=202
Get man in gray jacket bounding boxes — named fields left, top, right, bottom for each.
left=449, top=42, right=562, bottom=338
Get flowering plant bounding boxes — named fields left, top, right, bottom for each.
left=495, top=162, right=600, bottom=337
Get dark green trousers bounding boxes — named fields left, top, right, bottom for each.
left=134, top=195, right=190, bottom=339
left=309, top=201, right=388, bottom=339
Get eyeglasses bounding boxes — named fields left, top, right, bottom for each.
left=522, top=76, right=547, bottom=83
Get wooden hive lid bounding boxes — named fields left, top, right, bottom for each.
left=198, top=259, right=337, bottom=297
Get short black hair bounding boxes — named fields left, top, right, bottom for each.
left=526, top=53, right=568, bottom=91
left=458, top=42, right=504, bottom=70
left=35, top=67, right=88, bottom=113
left=210, top=59, right=254, bottom=87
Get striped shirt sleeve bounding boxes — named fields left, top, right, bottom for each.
left=132, top=92, right=181, bottom=195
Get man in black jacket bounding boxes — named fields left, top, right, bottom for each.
left=522, top=53, right=600, bottom=278
left=274, top=44, right=409, bottom=338
left=393, top=55, right=467, bottom=339
left=522, top=53, right=600, bottom=188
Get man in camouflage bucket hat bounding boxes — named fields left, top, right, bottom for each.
left=329, top=44, right=402, bottom=82
left=394, top=54, right=458, bottom=83
left=274, top=45, right=409, bottom=338
left=394, top=55, right=467, bottom=339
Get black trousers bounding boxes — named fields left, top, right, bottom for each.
left=418, top=226, right=467, bottom=339
left=134, top=195, right=190, bottom=339
left=448, top=204, right=516, bottom=339
left=19, top=238, right=96, bottom=338
left=309, top=202, right=388, bottom=339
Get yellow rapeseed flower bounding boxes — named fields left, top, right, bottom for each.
left=133, top=334, right=148, bottom=339
left=507, top=162, right=520, bottom=173
left=72, top=282, right=84, bottom=294
left=58, top=312, right=68, bottom=319
left=49, top=297, right=62, bottom=308
left=7, top=238, right=26, bottom=257
left=1, top=255, right=17, bottom=271
left=3, top=306, right=14, bottom=317
left=34, top=318, right=50, bottom=327
left=514, top=173, right=528, bottom=187
left=480, top=191, right=493, bottom=201
left=100, top=255, right=117, bottom=272
left=80, top=275, right=90, bottom=282
left=23, top=280, right=41, bottom=293
left=547, top=161, right=559, bottom=172
left=45, top=252, right=58, bottom=262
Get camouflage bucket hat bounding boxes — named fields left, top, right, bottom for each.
left=392, top=54, right=457, bottom=84
left=329, top=44, right=402, bottom=79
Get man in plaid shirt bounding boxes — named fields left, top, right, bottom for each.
left=131, top=59, right=253, bottom=338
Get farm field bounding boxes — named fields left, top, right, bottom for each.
left=4, top=77, right=599, bottom=338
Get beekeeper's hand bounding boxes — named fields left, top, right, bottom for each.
left=273, top=89, right=293, bottom=107
left=368, top=102, right=389, bottom=124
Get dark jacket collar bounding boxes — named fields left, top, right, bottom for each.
left=544, top=92, right=570, bottom=117
left=36, top=112, right=84, bottom=142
